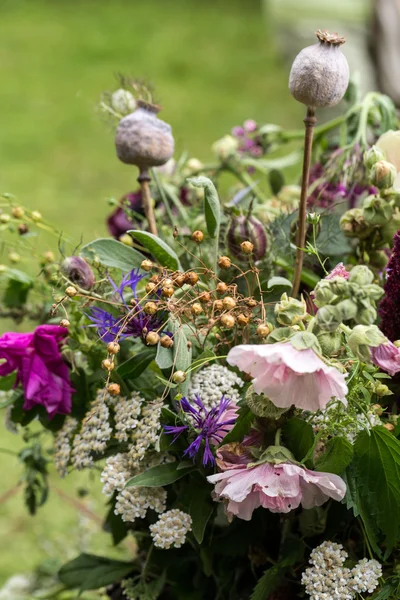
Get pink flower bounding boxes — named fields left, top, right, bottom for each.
left=326, top=262, right=350, bottom=280
left=207, top=446, right=346, bottom=520
left=371, top=340, right=400, bottom=376
left=0, top=325, right=73, bottom=418
left=227, top=342, right=347, bottom=411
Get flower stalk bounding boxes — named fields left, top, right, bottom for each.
left=137, top=168, right=158, bottom=236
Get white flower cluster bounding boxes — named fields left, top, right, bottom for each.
left=113, top=391, right=143, bottom=442
left=0, top=574, right=34, bottom=600
left=128, top=399, right=163, bottom=469
left=149, top=509, right=192, bottom=549
left=100, top=452, right=131, bottom=496
left=54, top=416, right=78, bottom=477
left=310, top=402, right=381, bottom=444
left=70, top=394, right=112, bottom=469
left=115, top=486, right=167, bottom=522
left=188, top=364, right=243, bottom=409
left=302, top=541, right=382, bottom=600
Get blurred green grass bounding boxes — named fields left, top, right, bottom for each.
left=0, top=0, right=301, bottom=584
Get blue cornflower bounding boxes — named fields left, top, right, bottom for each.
left=164, top=395, right=238, bottom=466
left=87, top=307, right=123, bottom=343
left=108, top=268, right=147, bottom=305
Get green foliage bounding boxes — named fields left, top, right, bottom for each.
left=187, top=482, right=214, bottom=544
left=315, top=436, right=354, bottom=475
left=250, top=566, right=284, bottom=600
left=316, top=212, right=351, bottom=257
left=221, top=405, right=254, bottom=445
left=268, top=168, right=285, bottom=196
left=282, top=418, right=314, bottom=463
left=187, top=176, right=220, bottom=239
left=103, top=499, right=128, bottom=546
left=80, top=238, right=145, bottom=271
left=352, top=426, right=400, bottom=557
left=58, top=553, right=134, bottom=591
left=156, top=316, right=192, bottom=395
left=125, top=461, right=195, bottom=488
left=117, top=348, right=156, bottom=378
left=129, top=230, right=182, bottom=271
left=18, top=443, right=49, bottom=515
left=2, top=268, right=34, bottom=308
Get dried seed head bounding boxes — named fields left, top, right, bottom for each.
left=163, top=278, right=174, bottom=287
left=213, top=300, right=224, bottom=312
left=289, top=30, right=349, bottom=109
left=199, top=292, right=211, bottom=304
left=18, top=223, right=29, bottom=235
left=218, top=256, right=231, bottom=269
left=172, top=370, right=187, bottom=383
left=60, top=319, right=70, bottom=328
left=191, top=302, right=203, bottom=316
left=216, top=282, right=228, bottom=295
left=173, top=273, right=186, bottom=288
left=191, top=230, right=204, bottom=243
left=256, top=324, right=270, bottom=338
left=384, top=423, right=395, bottom=432
left=144, top=301, right=158, bottom=315
left=141, top=259, right=153, bottom=271
left=102, top=358, right=115, bottom=371
left=146, top=331, right=160, bottom=346
left=65, top=286, right=78, bottom=298
left=107, top=383, right=121, bottom=396
left=162, top=285, right=174, bottom=298
left=222, top=296, right=237, bottom=310
left=146, top=282, right=158, bottom=294
left=220, top=314, right=235, bottom=329
left=11, top=206, right=24, bottom=219
left=160, top=335, right=174, bottom=348
left=237, top=313, right=250, bottom=327
left=240, top=241, right=254, bottom=255
left=185, top=272, right=199, bottom=286
left=107, top=341, right=120, bottom=355
left=246, top=297, right=258, bottom=308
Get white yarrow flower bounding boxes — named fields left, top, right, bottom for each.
left=150, top=509, right=192, bottom=549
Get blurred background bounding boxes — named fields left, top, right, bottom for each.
left=0, top=0, right=393, bottom=586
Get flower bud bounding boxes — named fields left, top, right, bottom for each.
left=191, top=230, right=204, bottom=243
left=380, top=210, right=400, bottom=244
left=11, top=206, right=24, bottom=219
left=60, top=319, right=70, bottom=328
left=107, top=341, right=120, bottom=355
left=356, top=305, right=377, bottom=326
left=108, top=383, right=121, bottom=396
left=274, top=293, right=307, bottom=326
left=0, top=213, right=10, bottom=223
left=336, top=298, right=358, bottom=321
left=18, top=223, right=28, bottom=235
left=102, top=358, right=115, bottom=371
left=362, top=284, right=384, bottom=302
left=9, top=252, right=20, bottom=264
left=119, top=233, right=134, bottom=246
left=369, top=160, right=396, bottom=189
left=364, top=145, right=385, bottom=169
left=146, top=331, right=160, bottom=345
left=186, top=158, right=203, bottom=172
left=315, top=304, right=342, bottom=332
left=312, top=280, right=338, bottom=307
left=218, top=256, right=231, bottom=269
left=374, top=384, right=391, bottom=398
left=316, top=330, right=343, bottom=356
left=226, top=215, right=268, bottom=261
left=289, top=30, right=349, bottom=109
left=340, top=208, right=372, bottom=239
left=256, top=324, right=270, bottom=338
left=290, top=331, right=321, bottom=353
left=220, top=314, right=235, bottom=329
left=245, top=386, right=288, bottom=419
left=115, top=101, right=174, bottom=169
left=31, top=211, right=42, bottom=222
left=362, top=194, right=393, bottom=226
left=65, top=286, right=78, bottom=298
left=111, top=89, right=137, bottom=115
left=348, top=265, right=374, bottom=286
left=61, top=257, right=95, bottom=290
left=212, top=135, right=239, bottom=160
left=348, top=324, right=387, bottom=362
left=141, top=259, right=153, bottom=271
left=172, top=370, right=186, bottom=383
left=306, top=212, right=321, bottom=225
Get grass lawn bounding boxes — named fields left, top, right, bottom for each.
left=0, top=0, right=301, bottom=584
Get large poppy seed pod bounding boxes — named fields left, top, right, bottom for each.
left=227, top=215, right=269, bottom=261
left=115, top=100, right=174, bottom=169
left=289, top=30, right=350, bottom=109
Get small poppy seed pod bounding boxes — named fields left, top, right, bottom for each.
left=191, top=230, right=204, bottom=243
left=237, top=313, right=250, bottom=327
left=227, top=215, right=268, bottom=261
left=18, top=223, right=29, bottom=235
left=185, top=272, right=199, bottom=286
left=60, top=319, right=70, bottom=328
left=218, top=256, right=231, bottom=269
left=213, top=300, right=224, bottom=312
left=115, top=101, right=174, bottom=169
left=199, top=292, right=211, bottom=304
left=220, top=314, right=235, bottom=329
left=172, top=370, right=186, bottom=383
left=65, top=286, right=78, bottom=298
left=144, top=301, right=158, bottom=315
left=31, top=211, right=42, bottom=222
left=289, top=30, right=349, bottom=109
left=162, top=285, right=174, bottom=298
left=102, top=358, right=115, bottom=371
left=141, top=259, right=153, bottom=271
left=256, top=324, right=270, bottom=337
left=145, top=282, right=158, bottom=294
left=160, top=335, right=174, bottom=348
left=146, top=331, right=160, bottom=345
left=11, top=206, right=24, bottom=219
left=216, top=282, right=228, bottom=295
left=222, top=296, right=236, bottom=310
left=191, top=302, right=203, bottom=316
left=107, top=341, right=120, bottom=355
left=108, top=383, right=121, bottom=396
left=61, top=257, right=95, bottom=290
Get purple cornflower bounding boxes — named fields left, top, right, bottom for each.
left=379, top=231, right=400, bottom=341
left=164, top=395, right=238, bottom=466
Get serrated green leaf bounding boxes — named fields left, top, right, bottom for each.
left=128, top=230, right=182, bottom=271
left=283, top=418, right=314, bottom=463
left=315, top=436, right=354, bottom=475
left=58, top=553, right=134, bottom=591
left=117, top=348, right=156, bottom=378
left=80, top=238, right=145, bottom=271
left=125, top=461, right=194, bottom=488
left=187, top=176, right=220, bottom=238
left=222, top=405, right=254, bottom=445
left=250, top=566, right=284, bottom=600
left=353, top=426, right=400, bottom=557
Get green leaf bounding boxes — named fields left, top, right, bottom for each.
left=117, top=348, right=156, bottom=378
left=250, top=566, right=284, bottom=600
left=315, top=436, right=354, bottom=475
left=267, top=276, right=292, bottom=289
left=80, top=238, right=145, bottom=271
left=103, top=501, right=128, bottom=546
left=222, top=405, right=254, bottom=445
left=0, top=372, right=16, bottom=393
left=283, top=418, right=314, bottom=463
left=187, top=176, right=220, bottom=238
left=316, top=213, right=351, bottom=257
left=353, top=426, right=400, bottom=557
left=58, top=553, right=134, bottom=591
left=125, top=461, right=194, bottom=488
left=269, top=169, right=285, bottom=196
left=156, top=316, right=192, bottom=395
left=129, top=230, right=182, bottom=271
left=189, top=485, right=214, bottom=544
left=3, top=270, right=33, bottom=308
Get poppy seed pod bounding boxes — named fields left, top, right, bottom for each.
left=289, top=30, right=349, bottom=109
left=61, top=257, right=95, bottom=290
left=115, top=100, right=174, bottom=169
left=227, top=215, right=269, bottom=261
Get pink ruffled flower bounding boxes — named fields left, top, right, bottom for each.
left=326, top=262, right=350, bottom=280
left=227, top=342, right=348, bottom=411
left=371, top=340, right=400, bottom=376
left=0, top=325, right=73, bottom=418
left=207, top=446, right=346, bottom=520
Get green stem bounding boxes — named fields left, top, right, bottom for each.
left=151, top=168, right=175, bottom=226
left=275, top=428, right=282, bottom=446
left=275, top=256, right=320, bottom=289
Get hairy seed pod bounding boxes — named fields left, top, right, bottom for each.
left=227, top=215, right=268, bottom=261
left=289, top=30, right=349, bottom=109
left=108, top=383, right=121, bottom=396
left=107, top=341, right=120, bottom=355
left=115, top=101, right=174, bottom=169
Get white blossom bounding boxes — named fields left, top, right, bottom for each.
left=150, top=509, right=192, bottom=549
left=100, top=453, right=131, bottom=496
left=113, top=391, right=143, bottom=442
left=70, top=394, right=112, bottom=469
left=350, top=558, right=382, bottom=594
left=115, top=486, right=167, bottom=522
left=53, top=416, right=78, bottom=477
left=188, top=364, right=243, bottom=410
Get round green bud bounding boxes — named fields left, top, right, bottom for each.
left=316, top=330, right=343, bottom=356
left=340, top=208, right=373, bottom=239
left=369, top=160, right=396, bottom=189
left=348, top=324, right=387, bottom=362
left=356, top=305, right=377, bottom=326
left=348, top=265, right=374, bottom=286
left=313, top=280, right=338, bottom=308
left=362, top=194, right=393, bottom=226
left=364, top=145, right=386, bottom=169
left=315, top=305, right=342, bottom=332
left=274, top=293, right=307, bottom=326
left=336, top=298, right=358, bottom=321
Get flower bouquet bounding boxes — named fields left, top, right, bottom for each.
left=2, top=30, right=400, bottom=600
